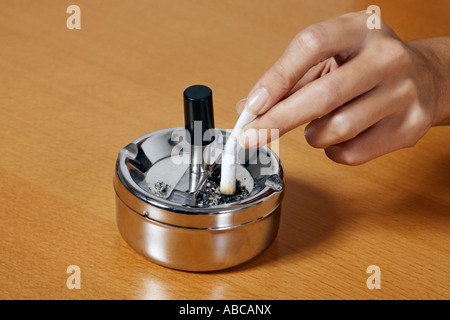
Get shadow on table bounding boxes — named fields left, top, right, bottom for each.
left=391, top=152, right=450, bottom=220
left=220, top=177, right=344, bottom=273
left=203, top=152, right=450, bottom=275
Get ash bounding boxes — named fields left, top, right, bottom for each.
left=196, top=168, right=249, bottom=206
left=152, top=180, right=170, bottom=197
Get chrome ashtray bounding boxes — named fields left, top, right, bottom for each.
left=114, top=85, right=285, bottom=271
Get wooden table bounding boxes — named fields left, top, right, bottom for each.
left=1, top=0, right=449, bottom=300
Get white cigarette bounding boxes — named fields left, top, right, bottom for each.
left=220, top=109, right=257, bottom=195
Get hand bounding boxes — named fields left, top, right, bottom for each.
left=237, top=11, right=450, bottom=165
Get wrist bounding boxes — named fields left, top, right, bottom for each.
left=409, top=37, right=450, bottom=126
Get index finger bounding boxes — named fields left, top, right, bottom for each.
left=245, top=11, right=370, bottom=115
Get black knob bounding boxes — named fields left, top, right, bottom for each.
left=184, top=85, right=215, bottom=146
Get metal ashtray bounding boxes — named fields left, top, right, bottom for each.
left=114, top=85, right=285, bottom=271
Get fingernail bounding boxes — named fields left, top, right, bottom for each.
left=245, top=87, right=269, bottom=115
left=239, top=128, right=259, bottom=149
left=320, top=60, right=331, bottom=77
left=236, top=98, right=247, bottom=115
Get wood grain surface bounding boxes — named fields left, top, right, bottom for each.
left=1, top=0, right=449, bottom=299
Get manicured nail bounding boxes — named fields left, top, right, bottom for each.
left=245, top=87, right=269, bottom=115
left=236, top=98, right=247, bottom=115
left=239, top=128, right=259, bottom=149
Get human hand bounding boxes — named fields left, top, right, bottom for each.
left=237, top=11, right=450, bottom=165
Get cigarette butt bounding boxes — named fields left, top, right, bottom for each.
left=220, top=109, right=257, bottom=195
left=220, top=151, right=237, bottom=195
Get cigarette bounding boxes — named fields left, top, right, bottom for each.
left=220, top=109, right=257, bottom=194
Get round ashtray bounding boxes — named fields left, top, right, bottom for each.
left=114, top=127, right=285, bottom=271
